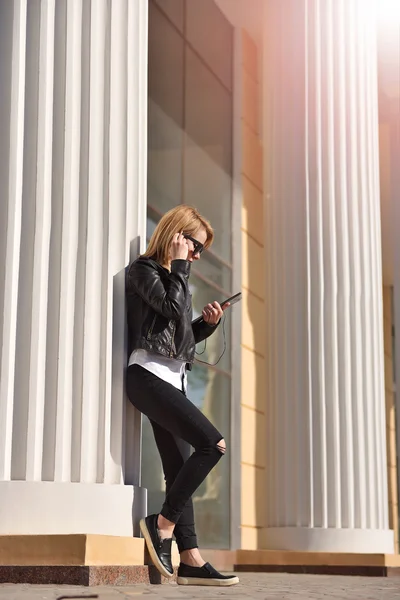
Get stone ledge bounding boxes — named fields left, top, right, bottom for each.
left=233, top=550, right=400, bottom=577
left=0, top=535, right=180, bottom=567
left=201, top=549, right=237, bottom=571
left=0, top=565, right=175, bottom=586
left=234, top=564, right=400, bottom=577
left=235, top=549, right=400, bottom=568
left=2, top=537, right=400, bottom=581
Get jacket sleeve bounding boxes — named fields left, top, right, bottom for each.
left=127, top=258, right=191, bottom=320
left=192, top=318, right=219, bottom=344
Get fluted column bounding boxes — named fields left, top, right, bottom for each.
left=0, top=0, right=147, bottom=536
left=263, top=0, right=393, bottom=552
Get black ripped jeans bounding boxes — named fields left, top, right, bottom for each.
left=126, top=364, right=225, bottom=553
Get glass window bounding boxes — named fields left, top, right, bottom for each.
left=190, top=274, right=231, bottom=373
left=185, top=48, right=232, bottom=175
left=188, top=366, right=231, bottom=548
left=148, top=2, right=184, bottom=127
left=145, top=0, right=234, bottom=549
left=141, top=366, right=232, bottom=549
left=184, top=136, right=232, bottom=262
left=148, top=4, right=184, bottom=211
left=148, top=100, right=183, bottom=212
left=186, top=0, right=233, bottom=91
left=184, top=48, right=232, bottom=262
left=192, top=253, right=232, bottom=296
left=154, top=0, right=184, bottom=32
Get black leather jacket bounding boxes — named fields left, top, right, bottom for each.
left=126, top=256, right=218, bottom=366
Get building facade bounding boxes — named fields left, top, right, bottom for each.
left=0, top=0, right=399, bottom=569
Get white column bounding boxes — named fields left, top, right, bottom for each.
left=263, top=0, right=393, bottom=553
left=0, top=0, right=27, bottom=482
left=124, top=0, right=149, bottom=486
left=0, top=0, right=148, bottom=536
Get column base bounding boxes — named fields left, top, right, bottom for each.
left=263, top=527, right=394, bottom=553
left=0, top=481, right=146, bottom=537
left=0, top=565, right=175, bottom=586
left=235, top=549, right=400, bottom=577
left=0, top=534, right=145, bottom=566
left=0, top=533, right=180, bottom=585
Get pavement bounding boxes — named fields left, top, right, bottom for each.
left=1, top=573, right=400, bottom=600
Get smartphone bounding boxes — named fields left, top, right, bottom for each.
left=220, top=292, right=242, bottom=307
left=192, top=292, right=242, bottom=325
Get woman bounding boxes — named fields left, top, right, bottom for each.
left=126, top=205, right=239, bottom=587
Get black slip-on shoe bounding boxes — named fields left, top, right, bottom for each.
left=177, top=562, right=239, bottom=586
left=139, top=514, right=173, bottom=578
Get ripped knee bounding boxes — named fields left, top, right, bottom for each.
left=216, top=438, right=226, bottom=455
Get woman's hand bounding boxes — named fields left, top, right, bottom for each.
left=202, top=301, right=230, bottom=325
left=170, top=232, right=189, bottom=261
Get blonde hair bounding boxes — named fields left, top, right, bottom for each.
left=142, top=205, right=214, bottom=265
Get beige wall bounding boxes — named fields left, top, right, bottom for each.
left=240, top=30, right=267, bottom=550
left=383, top=286, right=399, bottom=553
left=380, top=121, right=399, bottom=553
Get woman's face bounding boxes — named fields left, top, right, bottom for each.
left=186, top=227, right=207, bottom=262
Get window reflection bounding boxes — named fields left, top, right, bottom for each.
left=154, top=0, right=184, bottom=32
left=184, top=135, right=232, bottom=263
left=148, top=2, right=184, bottom=127
left=144, top=0, right=233, bottom=549
left=148, top=101, right=183, bottom=211
left=193, top=252, right=232, bottom=293
left=188, top=366, right=231, bottom=548
left=186, top=0, right=233, bottom=91
left=185, top=49, right=232, bottom=175
left=190, top=275, right=231, bottom=373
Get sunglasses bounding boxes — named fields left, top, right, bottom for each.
left=184, top=234, right=204, bottom=256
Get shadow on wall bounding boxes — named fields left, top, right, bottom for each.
left=111, top=235, right=144, bottom=537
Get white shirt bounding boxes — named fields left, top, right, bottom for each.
left=128, top=348, right=187, bottom=393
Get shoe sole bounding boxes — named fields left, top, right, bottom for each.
left=139, top=518, right=174, bottom=579
left=177, top=576, right=239, bottom=586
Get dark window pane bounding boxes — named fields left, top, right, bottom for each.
left=190, top=276, right=232, bottom=373
left=145, top=0, right=233, bottom=551
left=140, top=262, right=233, bottom=549
left=148, top=100, right=183, bottom=211
left=193, top=253, right=232, bottom=294
left=148, top=4, right=184, bottom=212
left=186, top=0, right=233, bottom=91
left=183, top=137, right=232, bottom=262
left=184, top=48, right=232, bottom=262
left=154, top=0, right=184, bottom=31
left=188, top=366, right=231, bottom=548
left=185, top=48, right=232, bottom=175
left=148, top=2, right=184, bottom=127
left=141, top=366, right=231, bottom=550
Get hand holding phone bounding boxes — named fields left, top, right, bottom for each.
left=192, top=292, right=242, bottom=325
left=201, top=301, right=224, bottom=325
